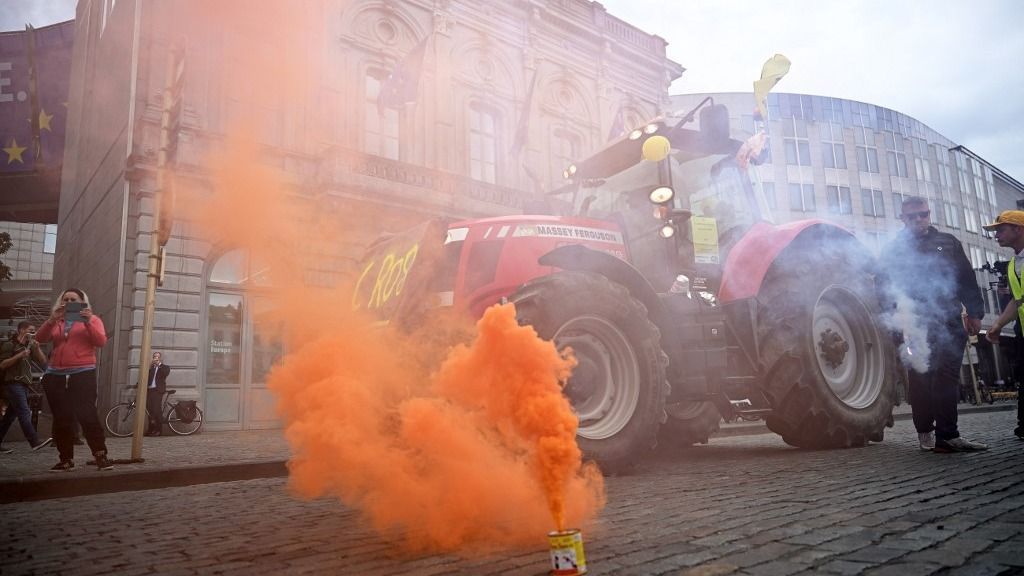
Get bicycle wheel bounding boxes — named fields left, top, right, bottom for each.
left=166, top=405, right=203, bottom=435
left=105, top=403, right=148, bottom=437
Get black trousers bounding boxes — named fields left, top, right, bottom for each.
left=42, top=370, right=108, bottom=461
left=907, top=325, right=966, bottom=442
left=146, top=388, right=164, bottom=433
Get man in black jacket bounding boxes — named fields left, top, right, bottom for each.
left=146, top=352, right=171, bottom=436
left=881, top=196, right=988, bottom=452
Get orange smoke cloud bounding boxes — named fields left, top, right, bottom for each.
left=184, top=133, right=605, bottom=553
left=176, top=0, right=605, bottom=553
left=269, top=303, right=605, bottom=552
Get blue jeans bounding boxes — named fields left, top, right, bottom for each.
left=0, top=383, right=41, bottom=446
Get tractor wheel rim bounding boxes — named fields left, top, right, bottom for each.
left=812, top=285, right=884, bottom=409
left=554, top=315, right=640, bottom=440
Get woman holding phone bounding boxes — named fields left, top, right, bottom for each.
left=35, top=288, right=113, bottom=472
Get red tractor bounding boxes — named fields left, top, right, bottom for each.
left=358, top=101, right=897, bottom=473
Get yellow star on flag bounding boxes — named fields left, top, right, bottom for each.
left=3, top=138, right=28, bottom=164
left=39, top=109, right=54, bottom=131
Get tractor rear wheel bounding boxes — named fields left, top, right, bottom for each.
left=756, top=234, right=896, bottom=448
left=512, top=271, right=668, bottom=473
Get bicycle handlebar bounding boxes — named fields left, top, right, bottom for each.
left=124, top=385, right=177, bottom=394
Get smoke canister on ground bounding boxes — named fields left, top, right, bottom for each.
left=548, top=529, right=587, bottom=575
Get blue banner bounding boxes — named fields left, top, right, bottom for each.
left=0, top=21, right=73, bottom=174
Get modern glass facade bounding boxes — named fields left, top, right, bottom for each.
left=674, top=92, right=1024, bottom=389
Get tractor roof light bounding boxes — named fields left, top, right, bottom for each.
left=628, top=128, right=643, bottom=140
left=568, top=164, right=577, bottom=175
left=649, top=186, right=674, bottom=204
left=643, top=123, right=659, bottom=134
left=658, top=223, right=676, bottom=239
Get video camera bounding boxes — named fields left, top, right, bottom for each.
left=984, top=260, right=1012, bottom=308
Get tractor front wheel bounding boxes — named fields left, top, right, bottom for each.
left=512, top=271, right=668, bottom=473
left=757, top=234, right=896, bottom=448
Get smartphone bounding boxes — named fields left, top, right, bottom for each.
left=65, top=301, right=87, bottom=323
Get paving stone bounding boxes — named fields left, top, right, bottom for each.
left=818, top=559, right=875, bottom=575
left=862, top=562, right=944, bottom=576
left=0, top=411, right=1020, bottom=575
left=839, top=546, right=908, bottom=563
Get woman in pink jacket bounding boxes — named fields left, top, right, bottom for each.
left=35, top=288, right=113, bottom=472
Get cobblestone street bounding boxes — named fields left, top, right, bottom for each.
left=3, top=410, right=1022, bottom=576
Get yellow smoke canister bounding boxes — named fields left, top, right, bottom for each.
left=548, top=529, right=587, bottom=575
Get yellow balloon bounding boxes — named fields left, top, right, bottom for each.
left=641, top=135, right=671, bottom=162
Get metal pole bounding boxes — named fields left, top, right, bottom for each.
left=966, top=341, right=981, bottom=406
left=130, top=47, right=179, bottom=460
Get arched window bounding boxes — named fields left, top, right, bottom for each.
left=365, top=69, right=400, bottom=160
left=551, top=128, right=581, bottom=184
left=208, top=249, right=272, bottom=287
left=468, top=104, right=500, bottom=184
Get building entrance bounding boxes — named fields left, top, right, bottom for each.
left=203, top=251, right=283, bottom=430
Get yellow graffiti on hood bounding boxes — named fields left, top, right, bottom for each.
left=353, top=243, right=420, bottom=311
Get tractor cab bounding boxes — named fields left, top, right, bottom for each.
left=550, top=101, right=774, bottom=293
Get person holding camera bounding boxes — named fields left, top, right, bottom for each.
left=0, top=321, right=51, bottom=453
left=35, top=288, right=113, bottom=472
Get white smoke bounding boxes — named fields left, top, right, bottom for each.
left=880, top=289, right=931, bottom=373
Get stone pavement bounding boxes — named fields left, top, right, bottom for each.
left=0, top=402, right=1015, bottom=503
left=1, top=409, right=1022, bottom=575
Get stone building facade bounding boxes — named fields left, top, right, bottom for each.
left=56, top=0, right=682, bottom=429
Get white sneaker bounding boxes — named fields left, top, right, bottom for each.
left=918, top=431, right=935, bottom=451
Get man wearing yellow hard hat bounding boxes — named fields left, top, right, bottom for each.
left=982, top=210, right=1024, bottom=441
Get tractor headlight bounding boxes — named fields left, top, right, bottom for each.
left=649, top=186, right=674, bottom=204
left=628, top=128, right=643, bottom=140
left=658, top=223, right=676, bottom=239
left=643, top=123, right=659, bottom=134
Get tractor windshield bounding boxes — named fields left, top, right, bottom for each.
left=573, top=152, right=770, bottom=246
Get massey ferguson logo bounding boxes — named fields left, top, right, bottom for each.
left=519, top=224, right=623, bottom=244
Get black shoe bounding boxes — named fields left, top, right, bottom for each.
left=49, top=459, right=75, bottom=472
left=31, top=438, right=52, bottom=451
left=94, top=451, right=114, bottom=471
left=72, top=437, right=84, bottom=446
left=1015, top=427, right=1024, bottom=440
left=0, top=445, right=13, bottom=454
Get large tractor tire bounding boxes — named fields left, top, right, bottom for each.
left=756, top=234, right=896, bottom=448
left=660, top=401, right=721, bottom=447
left=511, top=271, right=669, bottom=473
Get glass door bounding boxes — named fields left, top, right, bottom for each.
left=205, top=292, right=245, bottom=429
left=247, top=296, right=283, bottom=429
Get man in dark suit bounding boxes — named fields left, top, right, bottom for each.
left=146, top=352, right=171, bottom=436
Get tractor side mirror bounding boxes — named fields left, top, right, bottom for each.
left=699, top=104, right=730, bottom=152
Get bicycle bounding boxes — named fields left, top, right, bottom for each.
left=104, top=386, right=204, bottom=436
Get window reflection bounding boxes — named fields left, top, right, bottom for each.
left=207, top=293, right=243, bottom=384
left=251, top=297, right=284, bottom=384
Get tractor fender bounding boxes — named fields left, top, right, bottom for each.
left=538, top=244, right=671, bottom=337
left=718, top=220, right=857, bottom=304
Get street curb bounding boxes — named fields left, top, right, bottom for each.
left=0, top=460, right=288, bottom=504
left=712, top=403, right=1015, bottom=438
left=2, top=404, right=1014, bottom=504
